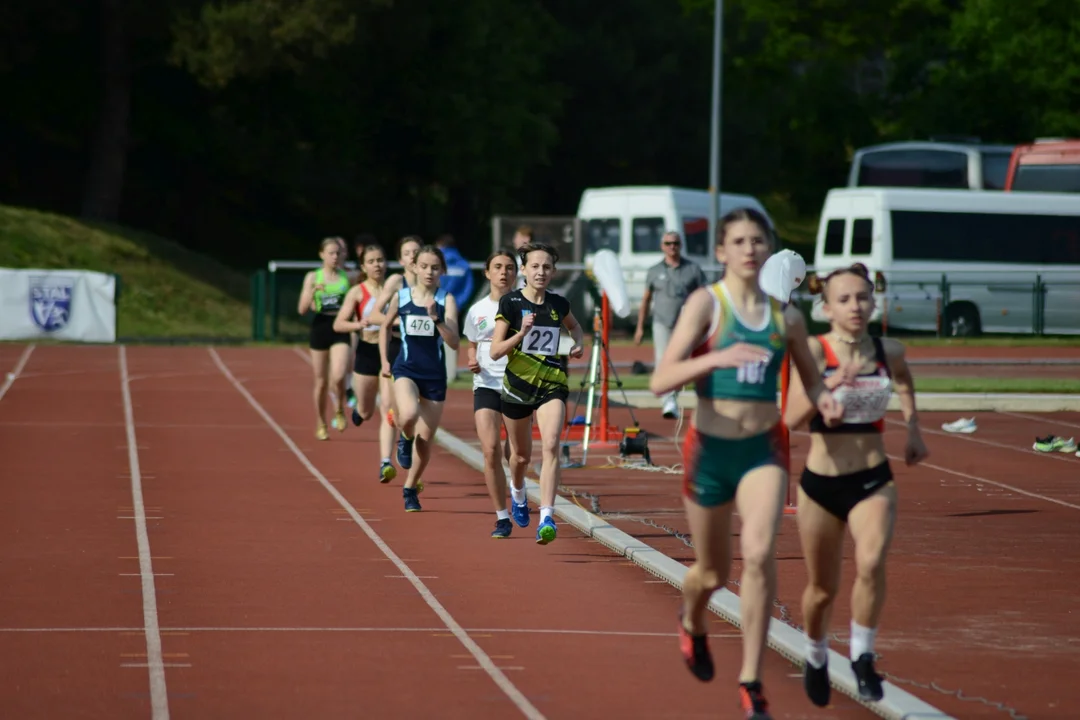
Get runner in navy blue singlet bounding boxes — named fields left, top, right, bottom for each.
left=379, top=245, right=460, bottom=512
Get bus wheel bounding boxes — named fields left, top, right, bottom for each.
left=944, top=302, right=981, bottom=337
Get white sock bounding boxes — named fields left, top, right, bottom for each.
left=511, top=485, right=527, bottom=505
left=381, top=457, right=390, bottom=465
left=496, top=509, right=510, bottom=521
left=540, top=506, right=553, bottom=522
left=850, top=621, right=877, bottom=660
left=806, top=635, right=829, bottom=669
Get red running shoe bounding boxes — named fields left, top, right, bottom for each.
left=677, top=611, right=714, bottom=682
left=739, top=681, right=773, bottom=720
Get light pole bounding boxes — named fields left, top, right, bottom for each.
left=708, top=0, right=723, bottom=247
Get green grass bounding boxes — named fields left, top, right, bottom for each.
left=449, top=373, right=1080, bottom=394
left=0, top=204, right=256, bottom=340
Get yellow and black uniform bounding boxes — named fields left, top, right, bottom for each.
left=496, top=289, right=571, bottom=420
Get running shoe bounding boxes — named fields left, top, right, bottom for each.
left=803, top=660, right=830, bottom=707
left=511, top=497, right=530, bottom=528
left=941, top=417, right=977, bottom=433
left=403, top=487, right=422, bottom=512
left=1033, top=435, right=1077, bottom=453
left=332, top=411, right=347, bottom=432
left=677, top=611, right=714, bottom=682
left=535, top=516, right=557, bottom=545
left=315, top=422, right=329, bottom=441
left=346, top=387, right=357, bottom=409
left=738, top=681, right=772, bottom=720
left=351, top=408, right=364, bottom=427
left=397, top=434, right=413, bottom=469
left=379, top=461, right=396, bottom=484
left=491, top=518, right=512, bottom=538
left=851, top=653, right=884, bottom=702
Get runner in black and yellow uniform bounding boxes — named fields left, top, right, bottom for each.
left=298, top=238, right=352, bottom=440
left=490, top=242, right=585, bottom=545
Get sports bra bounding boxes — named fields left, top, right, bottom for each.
left=808, top=336, right=892, bottom=434
left=355, top=283, right=381, bottom=334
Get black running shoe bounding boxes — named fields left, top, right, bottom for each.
left=738, top=681, right=772, bottom=720
left=677, top=611, right=714, bottom=682
left=852, top=653, right=884, bottom=702
left=803, top=660, right=830, bottom=707
left=403, top=487, right=422, bottom=512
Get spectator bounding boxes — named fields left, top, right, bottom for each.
left=634, top=230, right=706, bottom=419
left=436, top=233, right=475, bottom=381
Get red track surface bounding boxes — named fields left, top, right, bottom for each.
left=442, top=391, right=1079, bottom=720
left=1, top=344, right=880, bottom=720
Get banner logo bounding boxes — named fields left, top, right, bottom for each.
left=29, top=277, right=74, bottom=332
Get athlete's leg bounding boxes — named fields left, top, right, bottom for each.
left=504, top=414, right=533, bottom=496
left=328, top=342, right=350, bottom=429
left=377, top=374, right=399, bottom=481
left=309, top=348, right=330, bottom=433
left=534, top=397, right=565, bottom=511
left=405, top=397, right=445, bottom=491
left=354, top=372, right=380, bottom=423
left=732, top=464, right=787, bottom=684
left=476, top=407, right=509, bottom=514
left=393, top=377, right=421, bottom=439
left=847, top=483, right=896, bottom=654
left=796, top=487, right=846, bottom=645
left=681, top=498, right=734, bottom=636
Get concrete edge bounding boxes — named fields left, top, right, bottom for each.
left=610, top=390, right=1080, bottom=412
left=435, top=428, right=956, bottom=720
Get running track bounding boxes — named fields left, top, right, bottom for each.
left=0, top=344, right=879, bottom=719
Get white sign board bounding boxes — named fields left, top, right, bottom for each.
left=0, top=268, right=117, bottom=343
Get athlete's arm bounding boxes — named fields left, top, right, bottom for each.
left=649, top=288, right=769, bottom=396
left=782, top=337, right=831, bottom=429
left=379, top=293, right=400, bottom=376
left=490, top=315, right=531, bottom=361
left=367, top=275, right=403, bottom=326
left=562, top=309, right=585, bottom=359
left=784, top=306, right=842, bottom=423
left=333, top=286, right=364, bottom=334
left=884, top=338, right=929, bottom=465
left=433, top=294, right=460, bottom=351
left=297, top=271, right=317, bottom=315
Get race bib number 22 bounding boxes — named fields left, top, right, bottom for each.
left=523, top=326, right=559, bottom=356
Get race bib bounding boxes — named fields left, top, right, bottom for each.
left=735, top=351, right=773, bottom=385
left=523, top=326, right=559, bottom=356
left=405, top=315, right=435, bottom=337
left=831, top=375, right=892, bottom=424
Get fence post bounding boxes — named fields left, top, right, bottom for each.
left=112, top=273, right=122, bottom=341
left=250, top=270, right=266, bottom=341
left=938, top=274, right=950, bottom=338
left=1033, top=275, right=1045, bottom=336
left=268, top=268, right=279, bottom=341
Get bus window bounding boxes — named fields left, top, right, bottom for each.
left=584, top=218, right=621, bottom=254
left=682, top=216, right=709, bottom=257
left=632, top=217, right=667, bottom=253
left=823, top=219, right=845, bottom=256
left=850, top=218, right=874, bottom=255
left=980, top=151, right=1012, bottom=190
left=1012, top=165, right=1080, bottom=193
left=890, top=210, right=1080, bottom=264
left=857, top=149, right=969, bottom=189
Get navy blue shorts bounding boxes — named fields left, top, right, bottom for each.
left=394, top=372, right=447, bottom=402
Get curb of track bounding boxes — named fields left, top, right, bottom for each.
left=435, top=428, right=956, bottom=720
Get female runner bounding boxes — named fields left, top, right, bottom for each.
left=297, top=237, right=352, bottom=440
left=489, top=242, right=585, bottom=545
left=782, top=263, right=928, bottom=707
left=649, top=208, right=842, bottom=720
left=379, top=245, right=459, bottom=512
left=463, top=250, right=529, bottom=538
left=333, top=242, right=399, bottom=483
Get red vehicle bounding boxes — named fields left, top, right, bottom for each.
left=1005, top=138, right=1080, bottom=193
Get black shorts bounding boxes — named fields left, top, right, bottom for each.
left=310, top=314, right=350, bottom=351
left=501, top=387, right=569, bottom=421
left=353, top=340, right=382, bottom=376
left=474, top=387, right=503, bottom=413
left=800, top=462, right=894, bottom=522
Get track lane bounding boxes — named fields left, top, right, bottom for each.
left=0, top=345, right=158, bottom=719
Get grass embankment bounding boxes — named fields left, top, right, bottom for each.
left=0, top=204, right=257, bottom=341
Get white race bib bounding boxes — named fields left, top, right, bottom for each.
left=523, top=326, right=559, bottom=356
left=404, top=315, right=435, bottom=337
left=831, top=375, right=892, bottom=424
left=735, top=351, right=773, bottom=385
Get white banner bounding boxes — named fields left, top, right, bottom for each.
left=0, top=268, right=117, bottom=343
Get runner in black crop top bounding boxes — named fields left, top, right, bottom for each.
left=808, top=335, right=892, bottom=435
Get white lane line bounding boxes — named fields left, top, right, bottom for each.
left=208, top=347, right=547, bottom=720
left=0, top=344, right=35, bottom=402
left=119, top=346, right=170, bottom=720
left=0, top=626, right=687, bottom=638
left=998, top=409, right=1080, bottom=431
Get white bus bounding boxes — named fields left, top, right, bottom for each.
left=577, top=185, right=773, bottom=323
left=847, top=140, right=1014, bottom=191
left=809, top=188, right=1080, bottom=336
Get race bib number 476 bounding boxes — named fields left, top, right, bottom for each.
left=523, top=326, right=559, bottom=356
left=405, top=316, right=435, bottom=337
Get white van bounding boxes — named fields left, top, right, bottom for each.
left=577, top=186, right=774, bottom=321
left=809, top=188, right=1080, bottom=336
left=848, top=140, right=1014, bottom=191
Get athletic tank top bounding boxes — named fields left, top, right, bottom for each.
left=393, top=287, right=448, bottom=380
left=809, top=336, right=892, bottom=434
left=313, top=268, right=349, bottom=315
left=693, top=282, right=787, bottom=402
left=355, top=283, right=381, bottom=333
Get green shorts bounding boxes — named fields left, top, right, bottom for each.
left=682, top=426, right=784, bottom=507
